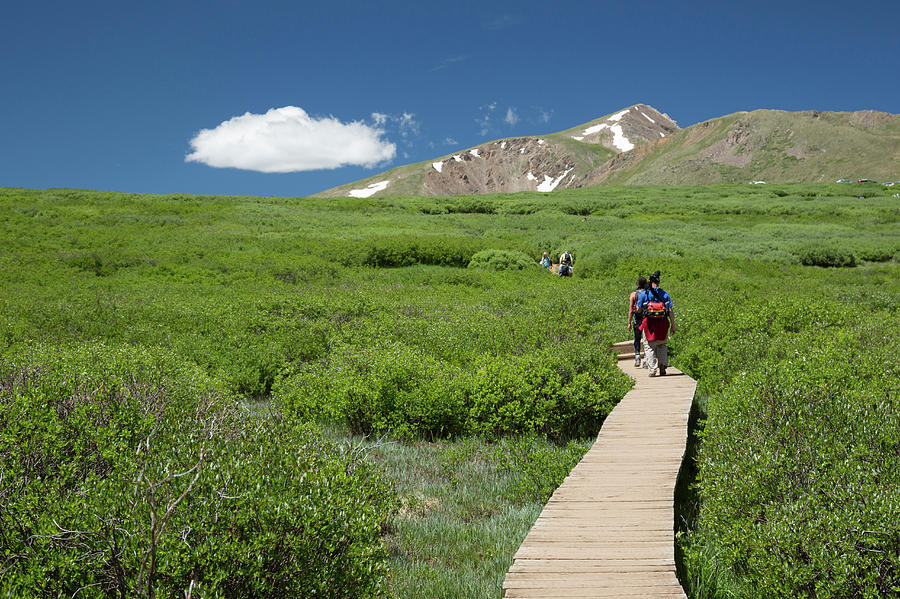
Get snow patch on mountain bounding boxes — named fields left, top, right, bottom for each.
left=572, top=136, right=584, bottom=141
left=432, top=162, right=443, bottom=173
left=470, top=149, right=481, bottom=157
left=453, top=155, right=462, bottom=162
left=609, top=109, right=630, bottom=121
left=349, top=180, right=390, bottom=198
left=610, top=124, right=634, bottom=151
left=537, top=167, right=574, bottom=192
left=641, top=112, right=655, bottom=123
left=583, top=123, right=608, bottom=135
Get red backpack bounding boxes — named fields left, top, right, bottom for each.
left=643, top=288, right=668, bottom=319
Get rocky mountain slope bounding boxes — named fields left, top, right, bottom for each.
left=315, top=106, right=900, bottom=197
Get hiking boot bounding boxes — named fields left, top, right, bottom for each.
left=641, top=360, right=649, bottom=369
left=659, top=366, right=667, bottom=376
left=649, top=369, right=658, bottom=377
left=634, top=356, right=642, bottom=367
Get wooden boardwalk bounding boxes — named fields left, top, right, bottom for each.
left=502, top=341, right=696, bottom=598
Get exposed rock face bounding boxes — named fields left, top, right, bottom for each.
left=422, top=138, right=579, bottom=195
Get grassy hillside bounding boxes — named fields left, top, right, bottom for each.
left=1, top=184, right=898, bottom=597
left=604, top=109, right=900, bottom=185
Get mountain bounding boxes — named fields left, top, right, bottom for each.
left=315, top=106, right=900, bottom=197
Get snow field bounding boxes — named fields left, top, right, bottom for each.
left=582, top=123, right=608, bottom=136
left=536, top=167, right=574, bottom=192
left=348, top=180, right=390, bottom=198
left=610, top=124, right=634, bottom=152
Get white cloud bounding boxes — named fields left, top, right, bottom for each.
left=398, top=112, right=419, bottom=138
left=371, top=111, right=420, bottom=144
left=186, top=106, right=395, bottom=172
left=505, top=107, right=519, bottom=125
left=476, top=101, right=498, bottom=136
left=539, top=109, right=552, bottom=123
left=444, top=137, right=458, bottom=145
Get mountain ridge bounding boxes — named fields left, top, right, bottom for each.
left=315, top=106, right=900, bottom=197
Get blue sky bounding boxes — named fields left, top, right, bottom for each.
left=2, top=0, right=898, bottom=198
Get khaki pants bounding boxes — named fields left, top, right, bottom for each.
left=642, top=333, right=668, bottom=371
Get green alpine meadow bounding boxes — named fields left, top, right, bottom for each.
left=1, top=183, right=898, bottom=597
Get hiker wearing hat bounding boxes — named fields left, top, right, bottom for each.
left=637, top=270, right=675, bottom=377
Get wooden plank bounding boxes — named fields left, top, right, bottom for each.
left=502, top=342, right=695, bottom=598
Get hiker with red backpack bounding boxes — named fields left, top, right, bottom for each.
left=638, top=270, right=675, bottom=377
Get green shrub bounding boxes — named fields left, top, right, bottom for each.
left=444, top=197, right=497, bottom=214
left=357, top=235, right=481, bottom=268
left=797, top=246, right=857, bottom=267
left=465, top=350, right=626, bottom=439
left=0, top=343, right=396, bottom=598
left=467, top=249, right=534, bottom=271
left=276, top=344, right=628, bottom=442
left=684, top=339, right=900, bottom=597
left=275, top=343, right=467, bottom=440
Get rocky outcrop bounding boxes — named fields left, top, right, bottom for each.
left=422, top=138, right=580, bottom=195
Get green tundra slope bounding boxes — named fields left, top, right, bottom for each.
left=597, top=109, right=900, bottom=185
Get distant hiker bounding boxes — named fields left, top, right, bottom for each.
left=627, top=276, right=648, bottom=367
left=539, top=252, right=552, bottom=270
left=638, top=270, right=675, bottom=377
left=558, top=250, right=573, bottom=277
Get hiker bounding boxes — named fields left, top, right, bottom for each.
left=539, top=252, right=552, bottom=270
left=638, top=270, right=675, bottom=377
left=626, top=276, right=648, bottom=367
left=558, top=250, right=573, bottom=277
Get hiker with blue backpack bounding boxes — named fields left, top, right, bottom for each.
left=637, top=270, right=675, bottom=377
